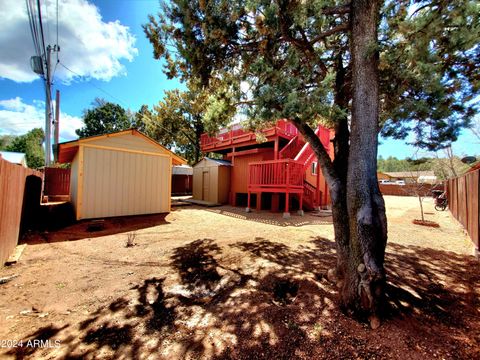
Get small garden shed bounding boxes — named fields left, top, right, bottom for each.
left=57, top=129, right=186, bottom=220
left=192, top=158, right=231, bottom=204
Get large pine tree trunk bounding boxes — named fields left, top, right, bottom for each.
left=288, top=0, right=388, bottom=328
left=336, top=0, right=387, bottom=328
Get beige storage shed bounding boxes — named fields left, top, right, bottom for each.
left=58, top=129, right=186, bottom=220
left=193, top=158, right=231, bottom=204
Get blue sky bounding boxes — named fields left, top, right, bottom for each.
left=0, top=0, right=477, bottom=159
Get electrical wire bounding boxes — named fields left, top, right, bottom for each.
left=59, top=61, right=130, bottom=106
left=44, top=0, right=51, bottom=47
left=36, top=0, right=47, bottom=64
left=56, top=0, right=59, bottom=63
left=26, top=0, right=42, bottom=60
left=58, top=61, right=181, bottom=140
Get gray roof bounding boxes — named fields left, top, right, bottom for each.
left=194, top=157, right=232, bottom=167
left=206, top=157, right=232, bottom=166
left=172, top=164, right=193, bottom=175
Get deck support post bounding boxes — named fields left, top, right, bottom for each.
left=246, top=191, right=251, bottom=212
left=285, top=192, right=289, bottom=212
left=256, top=192, right=262, bottom=211
left=298, top=193, right=304, bottom=216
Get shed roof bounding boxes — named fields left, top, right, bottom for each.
left=194, top=157, right=232, bottom=167
left=0, top=151, right=27, bottom=167
left=173, top=164, right=193, bottom=175
left=57, top=129, right=187, bottom=165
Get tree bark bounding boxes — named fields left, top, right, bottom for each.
left=293, top=1, right=387, bottom=328
left=340, top=0, right=387, bottom=327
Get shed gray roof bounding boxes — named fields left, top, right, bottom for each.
left=195, top=157, right=232, bottom=167
left=172, top=165, right=193, bottom=175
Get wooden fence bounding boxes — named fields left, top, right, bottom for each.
left=44, top=167, right=70, bottom=196
left=446, top=169, right=479, bottom=250
left=0, top=157, right=43, bottom=264
left=379, top=183, right=443, bottom=197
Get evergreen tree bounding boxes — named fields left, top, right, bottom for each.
left=145, top=0, right=480, bottom=326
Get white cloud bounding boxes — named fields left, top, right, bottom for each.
left=0, top=0, right=138, bottom=83
left=0, top=97, right=83, bottom=142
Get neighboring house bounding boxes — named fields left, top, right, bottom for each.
left=199, top=120, right=333, bottom=216
left=0, top=151, right=27, bottom=167
left=57, top=129, right=186, bottom=220
left=172, top=164, right=193, bottom=195
left=378, top=171, right=437, bottom=184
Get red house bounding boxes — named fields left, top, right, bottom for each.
left=200, top=120, right=333, bottom=217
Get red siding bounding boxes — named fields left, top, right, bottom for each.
left=232, top=151, right=274, bottom=195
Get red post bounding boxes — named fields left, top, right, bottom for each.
left=257, top=192, right=262, bottom=211
left=285, top=161, right=290, bottom=215
left=316, top=161, right=321, bottom=208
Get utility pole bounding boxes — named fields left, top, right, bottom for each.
left=44, top=45, right=53, bottom=166
left=54, top=89, right=60, bottom=163
left=43, top=45, right=60, bottom=166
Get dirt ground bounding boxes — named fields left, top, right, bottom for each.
left=0, top=195, right=478, bottom=359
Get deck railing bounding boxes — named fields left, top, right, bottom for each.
left=200, top=119, right=298, bottom=150
left=279, top=135, right=305, bottom=159
left=248, top=159, right=304, bottom=190
left=303, top=180, right=316, bottom=204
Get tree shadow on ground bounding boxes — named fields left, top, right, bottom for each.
left=384, top=243, right=480, bottom=330
left=20, top=213, right=170, bottom=244
left=7, top=238, right=480, bottom=359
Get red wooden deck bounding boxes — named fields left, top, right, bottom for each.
left=200, top=120, right=333, bottom=213
left=200, top=119, right=298, bottom=152
left=248, top=159, right=304, bottom=193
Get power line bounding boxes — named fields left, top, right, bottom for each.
left=59, top=61, right=129, bottom=107
left=44, top=0, right=51, bottom=47
left=36, top=0, right=47, bottom=62
left=56, top=0, right=59, bottom=64
left=58, top=61, right=181, bottom=140
left=26, top=0, right=42, bottom=60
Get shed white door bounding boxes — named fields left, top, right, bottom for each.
left=80, top=147, right=170, bottom=219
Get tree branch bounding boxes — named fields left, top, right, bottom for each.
left=290, top=117, right=339, bottom=189
left=311, top=23, right=350, bottom=44
left=322, top=4, right=351, bottom=16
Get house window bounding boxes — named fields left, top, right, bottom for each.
left=311, top=162, right=317, bottom=175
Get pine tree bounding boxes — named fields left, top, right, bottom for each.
left=144, top=0, right=480, bottom=326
